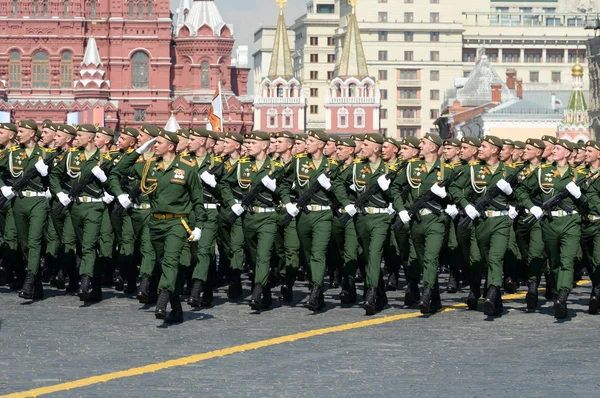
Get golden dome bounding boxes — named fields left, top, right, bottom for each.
left=572, top=60, right=584, bottom=76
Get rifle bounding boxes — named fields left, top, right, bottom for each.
left=522, top=169, right=600, bottom=227
left=281, top=167, right=339, bottom=227
left=225, top=162, right=288, bottom=224
left=338, top=161, right=409, bottom=226
left=0, top=149, right=63, bottom=209
left=458, top=162, right=529, bottom=230
left=391, top=168, right=463, bottom=230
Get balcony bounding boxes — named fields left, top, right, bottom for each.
left=396, top=98, right=421, bottom=106
left=253, top=97, right=305, bottom=105
left=396, top=118, right=421, bottom=126
left=396, top=80, right=422, bottom=87
left=325, top=96, right=379, bottom=105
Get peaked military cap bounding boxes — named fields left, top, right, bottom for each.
left=98, top=127, right=114, bottom=137
left=59, top=124, right=77, bottom=136
left=329, top=134, right=342, bottom=145
left=576, top=141, right=585, bottom=150
left=140, top=124, right=160, bottom=137
left=42, top=121, right=57, bottom=131
left=525, top=138, right=545, bottom=150
left=502, top=139, right=514, bottom=147
left=120, top=127, right=139, bottom=138
left=76, top=124, right=98, bottom=133
left=339, top=138, right=356, bottom=148
left=18, top=120, right=38, bottom=131
left=0, top=123, right=17, bottom=133
left=513, top=140, right=526, bottom=150
left=158, top=128, right=179, bottom=144
left=307, top=129, right=328, bottom=142
left=225, top=132, right=244, bottom=144
left=556, top=139, right=575, bottom=152
left=364, top=133, right=384, bottom=144
left=461, top=136, right=481, bottom=147
left=276, top=131, right=295, bottom=139
left=403, top=136, right=421, bottom=149
left=586, top=140, right=600, bottom=151
left=541, top=135, right=559, bottom=145
left=246, top=131, right=270, bottom=141
left=384, top=137, right=401, bottom=147
left=350, top=134, right=364, bottom=141
left=424, top=133, right=443, bottom=147
left=482, top=135, right=503, bottom=148
left=443, top=138, right=461, bottom=148
left=176, top=128, right=190, bottom=139
left=295, top=133, right=308, bottom=141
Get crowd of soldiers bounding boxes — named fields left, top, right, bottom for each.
left=0, top=120, right=599, bottom=323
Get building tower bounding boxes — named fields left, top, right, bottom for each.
left=253, top=0, right=306, bottom=133
left=557, top=59, right=590, bottom=142
left=324, top=0, right=379, bottom=135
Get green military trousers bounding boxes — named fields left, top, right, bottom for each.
left=70, top=202, right=105, bottom=278
left=296, top=210, right=332, bottom=288
left=541, top=215, right=581, bottom=294
left=130, top=208, right=155, bottom=277
left=581, top=221, right=600, bottom=288
left=243, top=212, right=278, bottom=287
left=12, top=196, right=48, bottom=275
left=474, top=215, right=512, bottom=289
left=275, top=210, right=301, bottom=281
left=149, top=217, right=187, bottom=294
left=218, top=207, right=245, bottom=272
left=192, top=208, right=219, bottom=282
left=354, top=213, right=391, bottom=289
left=514, top=221, right=545, bottom=284
left=410, top=214, right=446, bottom=289
left=330, top=215, right=359, bottom=282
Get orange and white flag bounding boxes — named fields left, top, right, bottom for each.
left=208, top=82, right=223, bottom=132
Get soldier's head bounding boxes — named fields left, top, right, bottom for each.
left=575, top=142, right=586, bottom=163
left=460, top=137, right=480, bottom=161
left=41, top=122, right=56, bottom=147
left=154, top=130, right=178, bottom=157
left=324, top=135, right=338, bottom=157
left=336, top=139, right=356, bottom=162
left=117, top=128, right=138, bottom=151
left=359, top=134, right=383, bottom=159
left=478, top=136, right=503, bottom=162
left=53, top=125, right=76, bottom=149
left=222, top=133, right=243, bottom=155
left=269, top=135, right=278, bottom=154
left=305, top=130, right=327, bottom=156
left=94, top=128, right=114, bottom=150
left=382, top=138, right=399, bottom=162
left=293, top=134, right=307, bottom=155
left=419, top=133, right=442, bottom=159
left=0, top=123, right=17, bottom=147
left=499, top=140, right=514, bottom=163
left=17, top=120, right=38, bottom=146
left=73, top=124, right=98, bottom=149
left=175, top=129, right=190, bottom=153
left=400, top=136, right=420, bottom=160
left=244, top=131, right=270, bottom=157
left=522, top=139, right=544, bottom=162
left=585, top=141, right=600, bottom=165
left=275, top=131, right=295, bottom=155
left=551, top=139, right=574, bottom=163
left=541, top=135, right=557, bottom=159
left=512, top=141, right=525, bottom=162
left=442, top=139, right=461, bottom=162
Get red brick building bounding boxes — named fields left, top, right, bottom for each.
left=0, top=0, right=252, bottom=131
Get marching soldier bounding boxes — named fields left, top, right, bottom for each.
left=381, top=137, right=402, bottom=291
left=512, top=141, right=525, bottom=163
left=441, top=138, right=462, bottom=293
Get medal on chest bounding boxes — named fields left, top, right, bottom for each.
left=301, top=161, right=315, bottom=174
left=360, top=166, right=370, bottom=179
left=173, top=168, right=185, bottom=180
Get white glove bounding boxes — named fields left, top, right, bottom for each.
left=349, top=184, right=357, bottom=192
left=56, top=191, right=71, bottom=207
left=530, top=206, right=543, bottom=220
left=0, top=186, right=15, bottom=200
left=465, top=204, right=480, bottom=220
left=231, top=203, right=245, bottom=216
left=317, top=174, right=331, bottom=191
left=565, top=181, right=582, bottom=199
left=430, top=183, right=447, bottom=199
left=35, top=159, right=49, bottom=177
left=102, top=192, right=115, bottom=204
left=377, top=175, right=391, bottom=191
left=117, top=194, right=132, bottom=209
left=344, top=204, right=357, bottom=217
left=285, top=202, right=299, bottom=217
left=444, top=204, right=458, bottom=219
left=135, top=137, right=158, bottom=154
left=261, top=175, right=277, bottom=192
left=386, top=204, right=395, bottom=215
left=496, top=178, right=513, bottom=195
left=508, top=205, right=518, bottom=220
left=44, top=189, right=52, bottom=199
left=188, top=227, right=202, bottom=242
left=91, top=166, right=107, bottom=183
left=398, top=210, right=411, bottom=224
left=201, top=171, right=217, bottom=188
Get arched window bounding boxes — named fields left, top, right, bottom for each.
left=43, top=1, right=48, bottom=16
left=354, top=108, right=366, bottom=128
left=276, top=85, right=284, bottom=98
left=267, top=108, right=278, bottom=128
left=9, top=51, right=21, bottom=88
left=138, top=2, right=144, bottom=18
left=12, top=0, right=18, bottom=16
left=90, top=1, right=97, bottom=18
left=131, top=51, right=149, bottom=89
left=334, top=83, right=342, bottom=97
left=61, top=52, right=73, bottom=88
left=32, top=51, right=50, bottom=88
left=201, top=61, right=210, bottom=88
left=348, top=83, right=357, bottom=97
left=64, top=1, right=70, bottom=17
left=33, top=0, right=39, bottom=16
left=282, top=108, right=293, bottom=128
left=128, top=2, right=134, bottom=17
left=338, top=107, right=349, bottom=128
left=147, top=2, right=153, bottom=17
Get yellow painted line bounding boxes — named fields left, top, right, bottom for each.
left=3, top=280, right=591, bottom=398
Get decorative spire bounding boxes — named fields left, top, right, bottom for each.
left=267, top=0, right=293, bottom=78
left=335, top=0, right=369, bottom=79
left=164, top=111, right=181, bottom=133
left=82, top=36, right=102, bottom=67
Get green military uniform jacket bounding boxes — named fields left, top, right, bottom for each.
left=0, top=144, right=55, bottom=192
left=108, top=150, right=155, bottom=204
left=219, top=155, right=285, bottom=209
left=515, top=162, right=580, bottom=212
left=279, top=153, right=339, bottom=207
left=195, top=153, right=226, bottom=206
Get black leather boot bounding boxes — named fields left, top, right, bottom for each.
left=227, top=269, right=243, bottom=299
left=419, top=286, right=432, bottom=314
left=165, top=294, right=184, bottom=324
left=431, top=285, right=442, bottom=312
left=554, top=289, right=569, bottom=319
left=466, top=282, right=481, bottom=311
left=187, top=279, right=204, bottom=308
left=446, top=272, right=458, bottom=293
left=249, top=284, right=263, bottom=311
left=55, top=268, right=66, bottom=290
left=386, top=272, right=398, bottom=291
left=364, top=287, right=376, bottom=315
left=339, top=276, right=357, bottom=304
left=589, top=286, right=600, bottom=315
left=280, top=272, right=294, bottom=303
left=404, top=281, right=420, bottom=306
left=0, top=259, right=8, bottom=286
left=18, top=272, right=36, bottom=299
left=88, top=277, right=103, bottom=302
left=33, top=274, right=43, bottom=299
left=484, top=285, right=502, bottom=316
left=307, top=284, right=324, bottom=312
left=77, top=275, right=92, bottom=302
left=201, top=283, right=214, bottom=307
left=504, top=276, right=516, bottom=294
left=155, top=290, right=170, bottom=320
left=124, top=275, right=137, bottom=294
left=147, top=274, right=160, bottom=304
left=375, top=281, right=388, bottom=312
left=261, top=286, right=272, bottom=309
left=136, top=274, right=150, bottom=303
left=526, top=281, right=538, bottom=310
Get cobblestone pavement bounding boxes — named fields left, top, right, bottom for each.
left=1, top=277, right=599, bottom=397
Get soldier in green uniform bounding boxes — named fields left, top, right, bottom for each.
left=114, top=130, right=205, bottom=322
left=516, top=139, right=582, bottom=318
left=499, top=138, right=520, bottom=293
left=220, top=131, right=283, bottom=310
left=381, top=137, right=402, bottom=291
left=392, top=133, right=454, bottom=313
left=336, top=133, right=402, bottom=315
left=450, top=135, right=517, bottom=316
left=280, top=129, right=338, bottom=311
left=0, top=123, right=21, bottom=287
left=0, top=120, right=54, bottom=300
left=512, top=141, right=525, bottom=163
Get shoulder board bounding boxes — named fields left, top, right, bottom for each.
left=468, top=161, right=481, bottom=166
left=102, top=152, right=114, bottom=161
left=294, top=153, right=307, bottom=159
left=179, top=156, right=196, bottom=167
left=271, top=161, right=283, bottom=168
left=328, top=158, right=339, bottom=166
left=42, top=147, right=57, bottom=153
left=353, top=158, right=366, bottom=164
left=108, top=150, right=119, bottom=154
left=69, top=147, right=79, bottom=152
left=408, top=158, right=421, bottom=163
left=387, top=163, right=398, bottom=171
left=576, top=165, right=586, bottom=172
left=444, top=163, right=454, bottom=170
left=126, top=148, right=135, bottom=154
left=213, top=155, right=224, bottom=163
left=509, top=162, right=524, bottom=167
left=239, top=157, right=252, bottom=163
left=180, top=152, right=190, bottom=157
left=538, top=163, right=552, bottom=169
left=450, top=162, right=462, bottom=167
left=8, top=146, right=20, bottom=152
